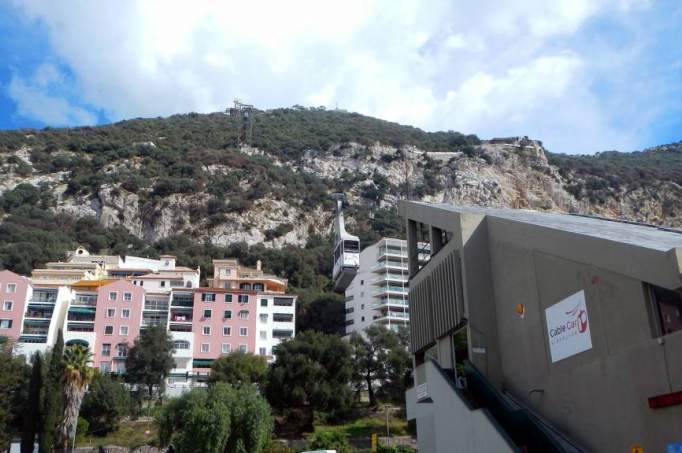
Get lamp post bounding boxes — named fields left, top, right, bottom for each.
left=385, top=404, right=390, bottom=440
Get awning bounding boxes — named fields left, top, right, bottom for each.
left=192, top=359, right=214, bottom=368
left=68, top=307, right=97, bottom=314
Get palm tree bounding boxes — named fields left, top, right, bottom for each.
left=56, top=344, right=93, bottom=452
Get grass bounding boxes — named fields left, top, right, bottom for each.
left=314, top=407, right=409, bottom=438
left=77, top=419, right=159, bottom=449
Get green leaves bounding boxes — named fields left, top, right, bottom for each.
left=158, top=383, right=272, bottom=453
left=208, top=351, right=268, bottom=387
left=125, top=326, right=175, bottom=398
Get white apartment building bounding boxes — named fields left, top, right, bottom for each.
left=345, top=238, right=411, bottom=335
left=254, top=293, right=296, bottom=359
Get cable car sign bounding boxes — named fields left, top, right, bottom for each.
left=545, top=290, right=593, bottom=363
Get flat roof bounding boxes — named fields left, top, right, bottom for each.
left=421, top=203, right=682, bottom=252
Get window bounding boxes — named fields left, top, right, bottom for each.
left=253, top=283, right=264, bottom=291
left=238, top=294, right=248, bottom=303
left=361, top=316, right=365, bottom=322
left=203, top=309, right=212, bottom=319
left=119, top=326, right=129, bottom=336
left=260, top=330, right=267, bottom=339
left=0, top=319, right=12, bottom=329
left=361, top=280, right=364, bottom=285
left=224, top=294, right=233, bottom=303
left=101, top=343, right=111, bottom=357
left=223, top=326, right=231, bottom=336
left=170, top=280, right=183, bottom=287
left=239, top=344, right=247, bottom=353
left=140, top=281, right=144, bottom=287
left=6, top=284, right=16, bottom=294
left=260, top=314, right=268, bottom=323
left=104, top=325, right=114, bottom=335
left=124, top=292, right=132, bottom=301
left=160, top=281, right=166, bottom=287
left=172, top=340, right=190, bottom=349
left=106, top=308, right=116, bottom=318
left=260, top=299, right=268, bottom=307
left=117, top=344, right=128, bottom=358
left=221, top=343, right=231, bottom=354
left=202, top=293, right=216, bottom=302
left=3, top=301, right=13, bottom=311
left=361, top=304, right=364, bottom=310
left=259, top=347, right=267, bottom=356
left=239, top=327, right=248, bottom=336
left=223, top=310, right=232, bottom=319
left=109, top=292, right=117, bottom=301
left=121, top=309, right=130, bottom=319
left=240, top=283, right=251, bottom=290
left=649, top=284, right=682, bottom=335
left=238, top=310, right=249, bottom=320
left=100, top=362, right=111, bottom=373
left=203, top=326, right=211, bottom=335
left=201, top=343, right=210, bottom=353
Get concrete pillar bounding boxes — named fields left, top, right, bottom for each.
left=408, top=219, right=419, bottom=277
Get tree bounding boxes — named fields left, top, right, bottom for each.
left=41, top=329, right=65, bottom=453
left=158, top=383, right=272, bottom=453
left=56, top=344, right=94, bottom=452
left=22, top=353, right=43, bottom=453
left=80, top=373, right=131, bottom=435
left=125, top=326, right=175, bottom=398
left=209, top=351, right=268, bottom=386
left=350, top=325, right=411, bottom=407
left=266, top=331, right=352, bottom=427
left=0, top=342, right=30, bottom=451
left=296, top=293, right=346, bottom=335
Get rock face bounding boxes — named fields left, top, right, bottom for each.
left=2, top=132, right=682, bottom=247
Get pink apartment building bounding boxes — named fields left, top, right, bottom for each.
left=92, top=280, right=145, bottom=373
left=0, top=270, right=31, bottom=342
left=191, top=288, right=257, bottom=374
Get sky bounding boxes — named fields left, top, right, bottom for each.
left=0, top=0, right=681, bottom=154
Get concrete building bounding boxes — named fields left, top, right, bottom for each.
left=345, top=238, right=430, bottom=335
left=209, top=259, right=296, bottom=360
left=402, top=202, right=682, bottom=452
left=0, top=270, right=31, bottom=346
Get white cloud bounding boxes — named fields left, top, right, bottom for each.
left=8, top=0, right=661, bottom=152
left=8, top=63, right=97, bottom=126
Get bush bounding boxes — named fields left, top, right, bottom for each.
left=306, top=431, right=352, bottom=453
left=80, top=373, right=132, bottom=435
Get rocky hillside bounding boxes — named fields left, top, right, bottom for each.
left=1, top=107, right=681, bottom=273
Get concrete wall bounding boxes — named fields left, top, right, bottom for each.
left=407, top=360, right=517, bottom=453
left=401, top=202, right=682, bottom=452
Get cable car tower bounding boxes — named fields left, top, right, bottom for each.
left=331, top=193, right=360, bottom=292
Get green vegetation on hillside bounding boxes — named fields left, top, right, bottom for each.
left=548, top=142, right=682, bottom=204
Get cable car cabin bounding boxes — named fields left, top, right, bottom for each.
left=333, top=238, right=360, bottom=292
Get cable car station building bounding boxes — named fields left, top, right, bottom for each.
left=402, top=202, right=682, bottom=452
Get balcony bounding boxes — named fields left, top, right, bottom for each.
left=274, top=297, right=294, bottom=307
left=373, top=273, right=408, bottom=285
left=272, top=313, right=294, bottom=323
left=169, top=324, right=192, bottom=332
left=169, top=312, right=193, bottom=323
left=67, top=313, right=96, bottom=322
left=22, top=327, right=49, bottom=336
left=372, top=261, right=408, bottom=273
left=30, top=292, right=58, bottom=304
left=19, top=335, right=47, bottom=343
left=171, top=295, right=194, bottom=307
left=373, top=312, right=409, bottom=323
left=24, top=309, right=53, bottom=320
left=144, top=300, right=169, bottom=311
left=72, top=295, right=97, bottom=306
left=272, top=329, right=294, bottom=339
left=67, top=323, right=94, bottom=332
left=373, top=285, right=408, bottom=297
left=372, top=298, right=408, bottom=309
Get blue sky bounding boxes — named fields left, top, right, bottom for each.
left=0, top=0, right=681, bottom=154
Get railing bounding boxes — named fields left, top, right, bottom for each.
left=74, top=295, right=97, bottom=304
left=374, top=312, right=409, bottom=321
left=145, top=300, right=169, bottom=311
left=67, top=323, right=94, bottom=332
left=30, top=295, right=57, bottom=303
left=272, top=330, right=294, bottom=338
left=67, top=314, right=95, bottom=322
left=169, top=314, right=193, bottom=322
left=373, top=285, right=408, bottom=296
left=171, top=298, right=194, bottom=307
left=273, top=314, right=294, bottom=323
left=22, top=328, right=49, bottom=335
left=373, top=261, right=408, bottom=272
left=375, top=273, right=408, bottom=284
left=24, top=311, right=53, bottom=319
left=19, top=335, right=47, bottom=343
left=141, top=319, right=165, bottom=327
left=169, top=324, right=192, bottom=332
left=273, top=297, right=294, bottom=307
left=374, top=298, right=408, bottom=308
